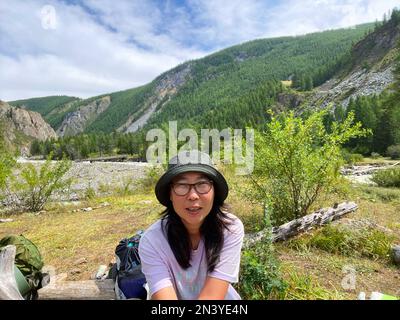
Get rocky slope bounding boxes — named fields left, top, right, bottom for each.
left=306, top=21, right=400, bottom=110
left=0, top=100, right=57, bottom=155
left=56, top=96, right=111, bottom=137
left=122, top=64, right=191, bottom=133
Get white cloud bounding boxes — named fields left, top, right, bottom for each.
left=260, top=0, right=400, bottom=38
left=0, top=0, right=399, bottom=101
left=0, top=0, right=207, bottom=101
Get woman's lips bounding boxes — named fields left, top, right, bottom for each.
left=186, top=207, right=202, bottom=214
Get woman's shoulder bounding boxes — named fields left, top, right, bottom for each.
left=141, top=219, right=167, bottom=244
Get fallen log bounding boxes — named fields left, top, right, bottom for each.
left=0, top=245, right=24, bottom=300
left=243, top=201, right=358, bottom=249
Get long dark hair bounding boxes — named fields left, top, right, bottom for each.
left=161, top=198, right=233, bottom=272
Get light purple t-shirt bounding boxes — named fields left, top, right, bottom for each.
left=138, top=213, right=244, bottom=300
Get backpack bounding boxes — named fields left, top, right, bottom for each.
left=109, top=230, right=147, bottom=300
left=0, top=234, right=48, bottom=300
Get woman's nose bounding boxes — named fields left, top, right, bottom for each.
left=187, top=187, right=200, bottom=200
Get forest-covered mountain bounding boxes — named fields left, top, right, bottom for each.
left=9, top=22, right=375, bottom=135
left=8, top=10, right=400, bottom=159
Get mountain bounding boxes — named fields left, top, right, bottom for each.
left=8, top=23, right=375, bottom=136
left=301, top=17, right=400, bottom=112
left=0, top=100, right=57, bottom=155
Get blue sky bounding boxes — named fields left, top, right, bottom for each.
left=1, top=0, right=399, bottom=101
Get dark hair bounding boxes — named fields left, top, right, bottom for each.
left=161, top=199, right=233, bottom=272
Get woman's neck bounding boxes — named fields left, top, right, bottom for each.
left=186, top=228, right=201, bottom=250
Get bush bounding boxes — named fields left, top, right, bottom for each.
left=84, top=183, right=96, bottom=200
left=341, top=149, right=364, bottom=164
left=294, top=224, right=395, bottom=261
left=10, top=155, right=73, bottom=212
left=0, top=151, right=15, bottom=192
left=387, top=145, right=400, bottom=159
left=114, top=176, right=136, bottom=196
left=138, top=165, right=163, bottom=191
left=237, top=241, right=286, bottom=299
left=370, top=152, right=381, bottom=159
left=371, top=168, right=400, bottom=188
left=250, top=110, right=368, bottom=225
left=360, top=185, right=400, bottom=202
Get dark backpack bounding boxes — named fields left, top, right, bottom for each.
left=0, top=234, right=48, bottom=300
left=109, top=230, right=147, bottom=300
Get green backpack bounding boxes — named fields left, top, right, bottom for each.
left=0, top=234, right=46, bottom=299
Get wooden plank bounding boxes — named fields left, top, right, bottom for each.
left=38, top=275, right=116, bottom=300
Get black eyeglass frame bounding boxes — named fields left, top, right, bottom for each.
left=171, top=180, right=214, bottom=196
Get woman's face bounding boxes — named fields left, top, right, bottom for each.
left=170, top=171, right=215, bottom=232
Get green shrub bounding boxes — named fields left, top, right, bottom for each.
left=138, top=165, right=163, bottom=191
left=237, top=241, right=287, bottom=299
left=0, top=151, right=15, bottom=192
left=84, top=183, right=96, bottom=200
left=11, top=154, right=73, bottom=212
left=387, top=145, right=400, bottom=159
left=303, top=224, right=394, bottom=261
left=370, top=152, right=381, bottom=159
left=114, top=177, right=136, bottom=196
left=371, top=168, right=400, bottom=188
left=249, top=111, right=368, bottom=225
left=342, top=149, right=364, bottom=164
left=360, top=185, right=400, bottom=202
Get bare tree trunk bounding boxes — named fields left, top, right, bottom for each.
left=243, top=201, right=358, bottom=249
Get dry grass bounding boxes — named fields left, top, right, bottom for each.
left=0, top=193, right=162, bottom=280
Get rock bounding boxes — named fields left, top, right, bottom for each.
left=69, top=268, right=81, bottom=275
left=0, top=219, right=13, bottom=223
left=138, top=200, right=152, bottom=205
left=0, top=100, right=57, bottom=155
left=74, top=258, right=87, bottom=265
left=392, top=245, right=400, bottom=266
left=82, top=207, right=93, bottom=212
left=95, top=265, right=108, bottom=280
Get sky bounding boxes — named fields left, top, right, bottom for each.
left=1, top=0, right=399, bottom=101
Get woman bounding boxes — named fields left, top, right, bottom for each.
left=138, top=150, right=244, bottom=300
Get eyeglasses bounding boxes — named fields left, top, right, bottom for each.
left=171, top=180, right=213, bottom=196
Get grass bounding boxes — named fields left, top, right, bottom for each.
left=287, top=224, right=395, bottom=261
left=0, top=193, right=162, bottom=281
left=371, top=168, right=400, bottom=188
left=356, top=157, right=400, bottom=165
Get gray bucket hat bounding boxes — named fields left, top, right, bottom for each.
left=155, top=150, right=228, bottom=206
